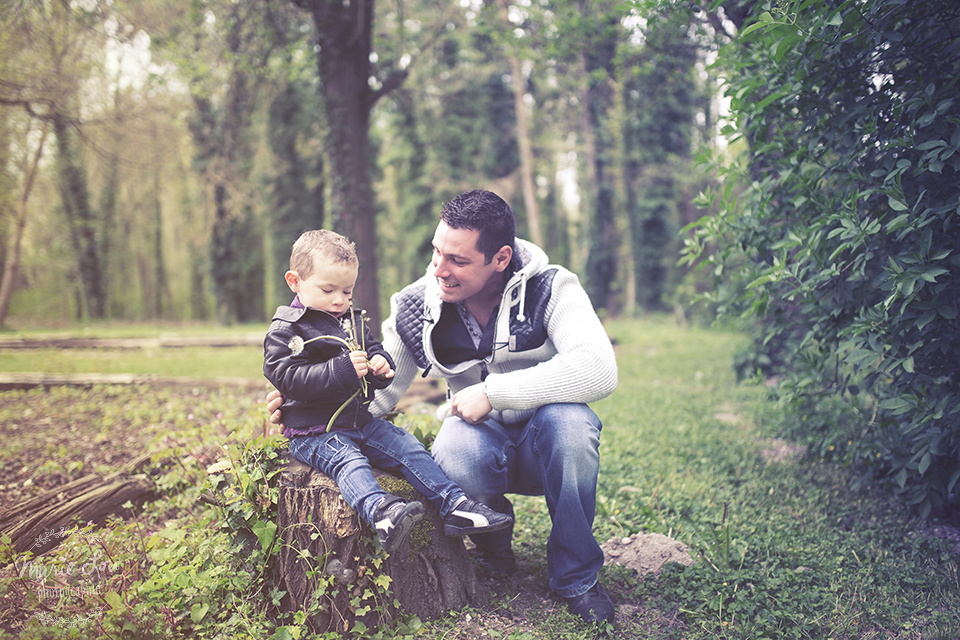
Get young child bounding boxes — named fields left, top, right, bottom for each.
left=263, top=230, right=512, bottom=552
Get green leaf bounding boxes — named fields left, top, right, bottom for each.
left=191, top=602, right=210, bottom=624
left=746, top=274, right=775, bottom=289
left=918, top=452, right=931, bottom=475
left=252, top=519, right=278, bottom=553
left=887, top=196, right=908, bottom=211
left=948, top=469, right=960, bottom=494
left=879, top=397, right=910, bottom=411
left=915, top=139, right=946, bottom=151
left=774, top=32, right=804, bottom=61
left=895, top=468, right=908, bottom=488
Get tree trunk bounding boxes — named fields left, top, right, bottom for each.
left=298, top=0, right=410, bottom=333
left=319, top=0, right=381, bottom=330
left=276, top=458, right=487, bottom=634
left=495, top=0, right=543, bottom=248
left=0, top=121, right=48, bottom=328
left=54, top=112, right=105, bottom=319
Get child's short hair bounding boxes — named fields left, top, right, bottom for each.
left=290, top=230, right=357, bottom=279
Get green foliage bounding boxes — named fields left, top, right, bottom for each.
left=4, top=321, right=960, bottom=638
left=682, top=0, right=960, bottom=515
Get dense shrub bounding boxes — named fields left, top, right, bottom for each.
left=683, top=0, right=960, bottom=516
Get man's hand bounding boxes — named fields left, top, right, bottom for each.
left=266, top=388, right=286, bottom=434
left=450, top=382, right=492, bottom=424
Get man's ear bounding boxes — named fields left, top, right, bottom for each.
left=284, top=271, right=300, bottom=293
left=493, top=245, right=513, bottom=272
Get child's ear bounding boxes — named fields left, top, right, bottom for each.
left=284, top=271, right=300, bottom=293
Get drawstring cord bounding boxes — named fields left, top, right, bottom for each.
left=516, top=273, right=527, bottom=322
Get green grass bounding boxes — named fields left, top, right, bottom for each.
left=0, top=345, right=264, bottom=379
left=0, top=323, right=267, bottom=379
left=2, top=317, right=958, bottom=639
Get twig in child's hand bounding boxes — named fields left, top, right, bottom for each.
left=327, top=390, right=361, bottom=432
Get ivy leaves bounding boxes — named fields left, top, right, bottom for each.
left=686, top=0, right=960, bottom=517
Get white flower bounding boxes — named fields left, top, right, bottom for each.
left=341, top=317, right=352, bottom=334
left=288, top=335, right=305, bottom=356
left=206, top=460, right=233, bottom=474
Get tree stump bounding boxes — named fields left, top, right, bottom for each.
left=276, top=458, right=487, bottom=634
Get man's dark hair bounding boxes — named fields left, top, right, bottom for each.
left=440, top=190, right=516, bottom=263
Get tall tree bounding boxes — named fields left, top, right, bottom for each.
left=493, top=0, right=543, bottom=247
left=291, top=0, right=410, bottom=330
left=149, top=0, right=299, bottom=323
left=574, top=0, right=624, bottom=313
left=0, top=0, right=108, bottom=319
left=0, top=120, right=48, bottom=328
left=265, top=80, right=325, bottom=312
left=621, top=12, right=702, bottom=312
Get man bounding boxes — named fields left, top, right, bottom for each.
left=269, top=190, right=618, bottom=623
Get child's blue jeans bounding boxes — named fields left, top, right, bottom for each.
left=288, top=418, right=465, bottom=527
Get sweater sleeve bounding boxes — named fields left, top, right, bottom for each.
left=482, top=269, right=618, bottom=411
left=362, top=323, right=396, bottom=392
left=368, top=292, right=420, bottom=417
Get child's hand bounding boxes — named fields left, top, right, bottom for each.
left=368, top=354, right=395, bottom=379
left=350, top=350, right=369, bottom=379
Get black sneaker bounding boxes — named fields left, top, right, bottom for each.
left=443, top=499, right=513, bottom=537
left=469, top=545, right=517, bottom=576
left=374, top=496, right=424, bottom=553
left=564, top=581, right=615, bottom=624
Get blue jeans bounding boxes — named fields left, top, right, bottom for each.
left=288, top=418, right=466, bottom=528
left=431, top=403, right=604, bottom=599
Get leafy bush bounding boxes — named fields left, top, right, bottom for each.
left=683, top=0, right=960, bottom=516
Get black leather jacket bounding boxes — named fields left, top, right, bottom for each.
left=263, top=305, right=394, bottom=433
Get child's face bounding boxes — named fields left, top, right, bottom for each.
left=285, top=260, right=358, bottom=316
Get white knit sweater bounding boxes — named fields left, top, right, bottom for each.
left=371, top=239, right=618, bottom=424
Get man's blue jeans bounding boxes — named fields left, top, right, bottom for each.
left=431, top=403, right=604, bottom=599
left=288, top=418, right=465, bottom=527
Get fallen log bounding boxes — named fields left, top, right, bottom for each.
left=275, top=458, right=487, bottom=633
left=0, top=452, right=161, bottom=558
left=0, top=372, right=268, bottom=392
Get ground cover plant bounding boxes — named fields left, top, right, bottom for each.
left=0, top=318, right=958, bottom=638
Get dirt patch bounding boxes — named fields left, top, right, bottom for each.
left=601, top=532, right=694, bottom=577
left=760, top=438, right=807, bottom=464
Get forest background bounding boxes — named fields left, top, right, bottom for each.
left=1, top=0, right=959, bottom=525
left=0, top=0, right=717, bottom=334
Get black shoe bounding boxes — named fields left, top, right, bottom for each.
left=469, top=545, right=517, bottom=576
left=374, top=496, right=424, bottom=553
left=443, top=499, right=513, bottom=537
left=564, top=581, right=615, bottom=624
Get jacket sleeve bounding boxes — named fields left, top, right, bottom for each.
left=263, top=325, right=361, bottom=402
left=483, top=270, right=618, bottom=411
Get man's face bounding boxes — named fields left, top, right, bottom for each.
left=286, top=260, right=358, bottom=316
left=431, top=222, right=508, bottom=304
